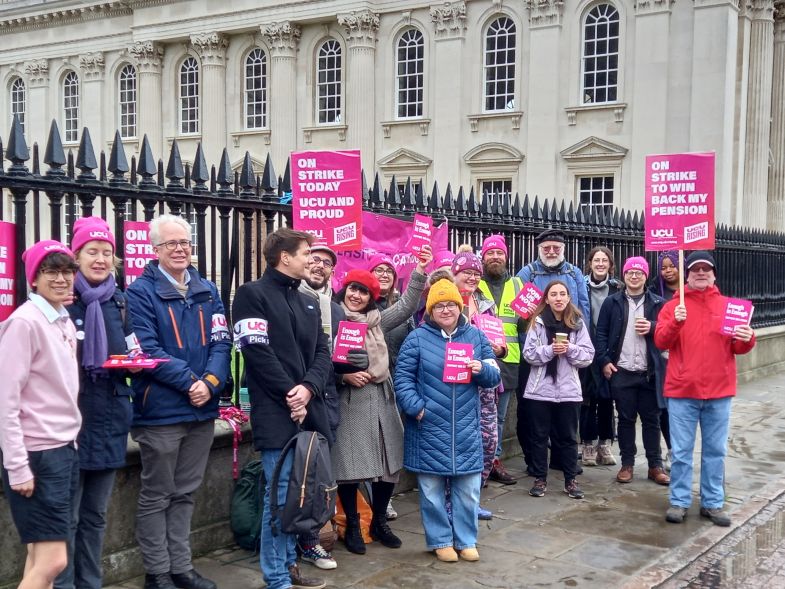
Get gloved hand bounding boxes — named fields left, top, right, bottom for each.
left=346, top=349, right=369, bottom=370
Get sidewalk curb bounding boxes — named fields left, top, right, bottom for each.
left=621, top=474, right=785, bottom=588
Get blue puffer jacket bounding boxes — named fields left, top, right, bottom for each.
left=126, top=262, right=231, bottom=426
left=395, top=317, right=501, bottom=476
left=68, top=287, right=134, bottom=470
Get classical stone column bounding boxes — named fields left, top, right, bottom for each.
left=629, top=0, right=673, bottom=205
left=767, top=3, right=785, bottom=229
left=524, top=0, right=564, bottom=200
left=129, top=41, right=164, bottom=156
left=742, top=0, right=775, bottom=228
left=190, top=32, right=228, bottom=165
left=430, top=1, right=467, bottom=185
left=338, top=9, right=379, bottom=175
left=78, top=52, right=105, bottom=143
left=263, top=21, right=301, bottom=171
left=23, top=59, right=49, bottom=148
left=689, top=0, right=739, bottom=225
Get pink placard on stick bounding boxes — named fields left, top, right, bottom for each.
left=443, top=342, right=473, bottom=384
left=472, top=314, right=506, bottom=347
left=644, top=152, right=716, bottom=251
left=123, top=221, right=157, bottom=287
left=291, top=150, right=363, bottom=252
left=407, top=214, right=433, bottom=255
left=102, top=356, right=170, bottom=369
left=510, top=282, right=543, bottom=319
left=0, top=221, right=15, bottom=321
left=332, top=320, right=368, bottom=363
left=720, top=297, right=754, bottom=336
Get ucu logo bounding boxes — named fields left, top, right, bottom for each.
left=43, top=244, right=64, bottom=251
left=89, top=230, right=110, bottom=239
left=650, top=229, right=674, bottom=238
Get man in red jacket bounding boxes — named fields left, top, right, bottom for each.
left=654, top=251, right=755, bottom=527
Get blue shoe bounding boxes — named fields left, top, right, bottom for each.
left=477, top=506, right=493, bottom=520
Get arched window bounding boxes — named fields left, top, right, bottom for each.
left=396, top=29, right=424, bottom=119
left=244, top=48, right=268, bottom=130
left=63, top=71, right=80, bottom=143
left=483, top=17, right=516, bottom=112
left=10, top=77, right=26, bottom=134
left=119, top=64, right=137, bottom=138
left=179, top=57, right=200, bottom=134
left=316, top=40, right=342, bottom=124
left=581, top=4, right=620, bottom=104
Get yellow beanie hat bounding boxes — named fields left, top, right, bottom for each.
left=426, top=279, right=464, bottom=315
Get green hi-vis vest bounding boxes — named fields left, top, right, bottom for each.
left=478, top=276, right=524, bottom=364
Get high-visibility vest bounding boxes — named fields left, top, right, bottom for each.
left=478, top=277, right=523, bottom=364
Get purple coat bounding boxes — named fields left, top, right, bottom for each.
left=522, top=318, right=594, bottom=403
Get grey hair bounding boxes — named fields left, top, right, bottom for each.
left=148, top=214, right=192, bottom=246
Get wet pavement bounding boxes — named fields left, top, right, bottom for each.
left=107, top=372, right=785, bottom=589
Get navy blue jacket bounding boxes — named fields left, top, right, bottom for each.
left=581, top=275, right=622, bottom=399
left=126, top=262, right=231, bottom=426
left=395, top=317, right=501, bottom=476
left=68, top=288, right=134, bottom=470
left=595, top=289, right=665, bottom=391
left=232, top=267, right=332, bottom=450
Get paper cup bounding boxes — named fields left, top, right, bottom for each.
left=555, top=332, right=568, bottom=343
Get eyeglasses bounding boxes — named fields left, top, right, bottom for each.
left=41, top=269, right=75, bottom=281
left=433, top=302, right=459, bottom=312
left=373, top=267, right=395, bottom=277
left=690, top=264, right=713, bottom=273
left=540, top=245, right=563, bottom=253
left=460, top=271, right=482, bottom=280
left=156, top=239, right=192, bottom=251
left=310, top=255, right=334, bottom=268
left=625, top=271, right=646, bottom=278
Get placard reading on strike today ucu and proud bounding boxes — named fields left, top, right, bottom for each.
left=291, top=150, right=363, bottom=252
left=644, top=152, right=716, bottom=251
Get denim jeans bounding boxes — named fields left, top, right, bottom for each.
left=260, top=449, right=296, bottom=589
left=417, top=473, right=480, bottom=550
left=668, top=397, right=732, bottom=509
left=54, top=469, right=117, bottom=589
left=495, top=391, right=512, bottom=458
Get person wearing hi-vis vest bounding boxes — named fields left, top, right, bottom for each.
left=478, top=234, right=525, bottom=485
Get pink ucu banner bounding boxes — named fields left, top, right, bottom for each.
left=330, top=212, right=448, bottom=292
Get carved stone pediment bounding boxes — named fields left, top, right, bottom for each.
left=560, top=136, right=628, bottom=161
left=464, top=142, right=524, bottom=166
left=378, top=148, right=433, bottom=169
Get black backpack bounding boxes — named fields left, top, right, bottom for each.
left=230, top=459, right=264, bottom=552
left=269, top=430, right=337, bottom=536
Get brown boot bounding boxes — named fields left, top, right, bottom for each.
left=489, top=458, right=517, bottom=485
left=648, top=466, right=670, bottom=485
left=616, top=465, right=634, bottom=483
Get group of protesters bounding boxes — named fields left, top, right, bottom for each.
left=0, top=214, right=755, bottom=589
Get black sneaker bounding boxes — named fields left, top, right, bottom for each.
left=564, top=479, right=584, bottom=499
left=700, top=507, right=731, bottom=527
left=171, top=569, right=216, bottom=589
left=529, top=478, right=547, bottom=497
left=144, top=574, right=176, bottom=589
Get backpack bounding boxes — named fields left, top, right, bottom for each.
left=230, top=459, right=264, bottom=552
left=269, top=430, right=337, bottom=537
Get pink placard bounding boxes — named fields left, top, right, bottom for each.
left=720, top=297, right=754, bottom=336
left=510, top=282, right=543, bottom=319
left=472, top=314, right=506, bottom=347
left=332, top=320, right=368, bottom=363
left=0, top=221, right=15, bottom=321
left=407, top=214, right=433, bottom=255
left=443, top=342, right=473, bottom=384
left=645, top=152, right=715, bottom=251
left=291, top=150, right=363, bottom=252
left=331, top=212, right=449, bottom=292
left=102, top=356, right=170, bottom=369
left=123, top=221, right=157, bottom=287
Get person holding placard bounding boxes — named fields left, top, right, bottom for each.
left=53, top=218, right=141, bottom=589
left=331, top=253, right=429, bottom=555
left=655, top=251, right=756, bottom=527
left=0, top=240, right=81, bottom=589
left=395, top=279, right=501, bottom=563
left=521, top=280, right=594, bottom=500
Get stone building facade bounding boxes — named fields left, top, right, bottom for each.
left=0, top=0, right=783, bottom=229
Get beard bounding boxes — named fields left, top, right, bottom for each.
left=483, top=260, right=507, bottom=280
left=306, top=274, right=328, bottom=291
left=540, top=253, right=565, bottom=269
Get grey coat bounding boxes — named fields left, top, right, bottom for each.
left=331, top=271, right=427, bottom=482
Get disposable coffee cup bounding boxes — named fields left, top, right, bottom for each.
left=555, top=332, right=568, bottom=343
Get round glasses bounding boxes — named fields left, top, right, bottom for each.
left=41, top=269, right=75, bottom=281
left=433, top=302, right=459, bottom=312
left=156, top=240, right=192, bottom=251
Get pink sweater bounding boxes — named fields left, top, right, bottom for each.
left=0, top=297, right=81, bottom=485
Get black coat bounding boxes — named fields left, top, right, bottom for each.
left=232, top=267, right=332, bottom=449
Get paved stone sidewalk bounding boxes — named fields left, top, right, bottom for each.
left=108, top=372, right=785, bottom=589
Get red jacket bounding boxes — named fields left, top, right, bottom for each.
left=654, top=285, right=755, bottom=400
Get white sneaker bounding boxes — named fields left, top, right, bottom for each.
left=386, top=499, right=398, bottom=520
left=664, top=450, right=672, bottom=473
left=582, top=443, right=597, bottom=466
left=300, top=544, right=337, bottom=570
left=597, top=441, right=617, bottom=466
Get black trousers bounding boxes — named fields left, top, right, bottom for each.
left=610, top=369, right=662, bottom=468
left=579, top=397, right=615, bottom=442
left=525, top=398, right=581, bottom=481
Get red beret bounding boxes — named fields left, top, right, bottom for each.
left=342, top=269, right=381, bottom=301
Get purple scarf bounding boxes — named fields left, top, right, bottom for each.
left=75, top=272, right=116, bottom=374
